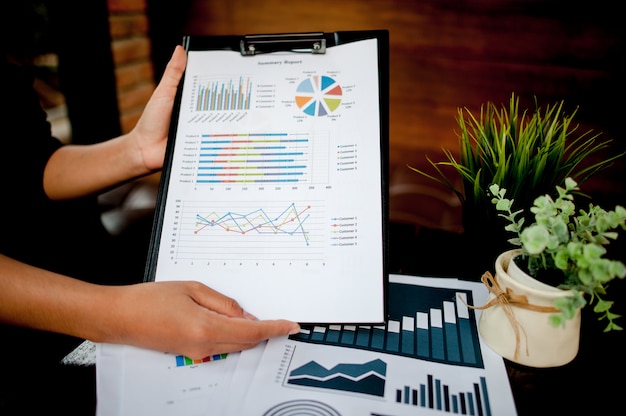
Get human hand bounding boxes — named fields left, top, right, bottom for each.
left=131, top=45, right=187, bottom=172
left=107, top=280, right=301, bottom=359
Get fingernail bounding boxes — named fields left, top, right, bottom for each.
left=288, top=325, right=301, bottom=335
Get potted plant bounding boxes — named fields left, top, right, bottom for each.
left=408, top=93, right=625, bottom=280
left=476, top=177, right=626, bottom=367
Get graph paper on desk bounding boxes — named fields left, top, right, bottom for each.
left=96, top=274, right=517, bottom=416
left=235, top=274, right=515, bottom=416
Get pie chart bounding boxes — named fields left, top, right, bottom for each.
left=295, top=75, right=342, bottom=116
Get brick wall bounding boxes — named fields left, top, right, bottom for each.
left=107, top=0, right=154, bottom=134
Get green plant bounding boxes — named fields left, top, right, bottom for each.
left=408, top=93, right=625, bottom=243
left=408, top=93, right=626, bottom=280
left=409, top=93, right=622, bottom=214
left=490, top=177, right=626, bottom=331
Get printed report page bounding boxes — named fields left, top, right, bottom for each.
left=152, top=38, right=385, bottom=323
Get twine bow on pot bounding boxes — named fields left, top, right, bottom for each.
left=465, top=271, right=560, bottom=360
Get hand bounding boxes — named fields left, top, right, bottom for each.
left=42, top=46, right=187, bottom=200
left=109, top=280, right=301, bottom=359
left=131, top=45, right=187, bottom=172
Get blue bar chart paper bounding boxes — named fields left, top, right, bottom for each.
left=234, top=274, right=516, bottom=416
left=291, top=282, right=483, bottom=368
left=96, top=275, right=518, bottom=416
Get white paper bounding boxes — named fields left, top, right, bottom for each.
left=232, top=274, right=517, bottom=415
left=96, top=343, right=240, bottom=416
left=95, top=343, right=125, bottom=416
left=151, top=38, right=385, bottom=323
left=96, top=274, right=518, bottom=416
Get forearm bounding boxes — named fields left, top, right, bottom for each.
left=42, top=46, right=185, bottom=200
left=0, top=253, right=122, bottom=343
left=0, top=253, right=300, bottom=359
left=42, top=132, right=151, bottom=200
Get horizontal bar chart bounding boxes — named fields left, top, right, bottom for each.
left=195, top=132, right=329, bottom=184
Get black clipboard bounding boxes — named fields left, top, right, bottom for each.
left=145, top=30, right=389, bottom=324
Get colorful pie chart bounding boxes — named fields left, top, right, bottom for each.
left=295, top=75, right=342, bottom=116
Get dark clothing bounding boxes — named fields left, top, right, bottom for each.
left=0, top=60, right=115, bottom=284
left=0, top=58, right=147, bottom=415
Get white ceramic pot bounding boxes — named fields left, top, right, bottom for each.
left=477, top=249, right=581, bottom=368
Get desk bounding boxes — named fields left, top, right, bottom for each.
left=388, top=223, right=626, bottom=415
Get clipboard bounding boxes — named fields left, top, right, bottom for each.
left=145, top=30, right=390, bottom=324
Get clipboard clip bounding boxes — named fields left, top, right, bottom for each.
left=240, top=32, right=326, bottom=56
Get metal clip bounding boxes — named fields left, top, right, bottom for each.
left=240, top=32, right=326, bottom=56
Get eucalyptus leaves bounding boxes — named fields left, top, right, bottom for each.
left=490, top=177, right=626, bottom=331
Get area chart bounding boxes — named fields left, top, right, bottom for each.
left=288, top=358, right=387, bottom=397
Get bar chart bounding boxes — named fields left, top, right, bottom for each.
left=394, top=375, right=491, bottom=416
left=290, top=283, right=484, bottom=368
left=196, top=132, right=329, bottom=184
left=195, top=77, right=251, bottom=111
left=174, top=353, right=228, bottom=367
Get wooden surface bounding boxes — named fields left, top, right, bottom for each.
left=179, top=0, right=625, bottom=227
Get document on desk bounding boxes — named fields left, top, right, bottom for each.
left=144, top=31, right=389, bottom=323
left=96, top=275, right=518, bottom=416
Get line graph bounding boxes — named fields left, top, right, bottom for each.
left=194, top=203, right=312, bottom=245
left=174, top=200, right=326, bottom=261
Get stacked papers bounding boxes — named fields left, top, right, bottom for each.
left=96, top=274, right=517, bottom=415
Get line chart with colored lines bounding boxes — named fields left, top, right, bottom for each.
left=175, top=200, right=327, bottom=261
left=195, top=203, right=311, bottom=243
